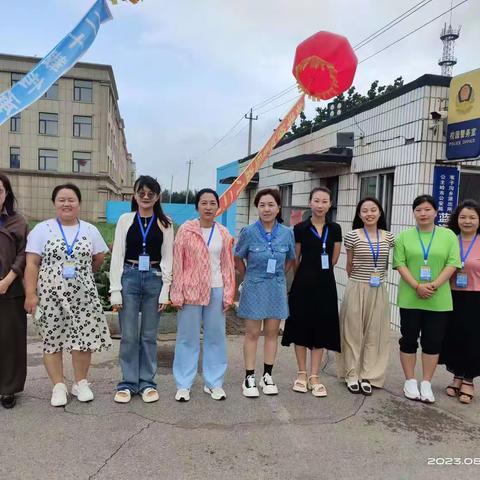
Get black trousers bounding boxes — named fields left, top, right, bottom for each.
left=0, top=296, right=27, bottom=395
left=399, top=308, right=449, bottom=355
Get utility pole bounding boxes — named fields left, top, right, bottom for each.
left=245, top=108, right=258, bottom=155
left=169, top=174, right=173, bottom=203
left=185, top=159, right=193, bottom=204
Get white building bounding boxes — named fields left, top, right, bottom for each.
left=224, top=74, right=480, bottom=329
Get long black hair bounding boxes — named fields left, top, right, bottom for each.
left=447, top=199, right=480, bottom=235
left=131, top=175, right=171, bottom=228
left=352, top=197, right=388, bottom=230
left=0, top=172, right=17, bottom=215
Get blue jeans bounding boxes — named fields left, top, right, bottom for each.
left=173, top=288, right=227, bottom=389
left=117, top=264, right=163, bottom=393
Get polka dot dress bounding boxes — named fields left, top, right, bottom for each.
left=35, top=233, right=112, bottom=354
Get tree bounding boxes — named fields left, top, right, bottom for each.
left=161, top=189, right=197, bottom=204
left=284, top=76, right=404, bottom=139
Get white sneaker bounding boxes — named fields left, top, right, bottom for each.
left=175, top=388, right=190, bottom=402
left=242, top=374, right=259, bottom=398
left=203, top=386, right=226, bottom=400
left=72, top=379, right=94, bottom=402
left=420, top=380, right=435, bottom=404
left=51, top=383, right=68, bottom=407
left=403, top=379, right=420, bottom=401
left=259, top=373, right=279, bottom=395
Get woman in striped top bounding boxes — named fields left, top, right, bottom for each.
left=337, top=197, right=395, bottom=395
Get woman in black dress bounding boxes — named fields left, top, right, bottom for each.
left=282, top=187, right=342, bottom=397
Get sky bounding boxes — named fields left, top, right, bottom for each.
left=1, top=0, right=479, bottom=191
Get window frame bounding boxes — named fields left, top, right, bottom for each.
left=72, top=151, right=92, bottom=173
left=359, top=170, right=394, bottom=228
left=38, top=148, right=58, bottom=172
left=10, top=113, right=21, bottom=133
left=43, top=82, right=59, bottom=100
left=73, top=80, right=93, bottom=103
left=9, top=147, right=20, bottom=169
left=73, top=115, right=93, bottom=138
left=39, top=112, right=59, bottom=136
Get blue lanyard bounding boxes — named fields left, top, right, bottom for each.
left=416, top=226, right=436, bottom=265
left=256, top=220, right=279, bottom=254
left=310, top=225, right=329, bottom=253
left=137, top=213, right=156, bottom=253
left=459, top=234, right=478, bottom=268
left=56, top=219, right=81, bottom=257
left=206, top=222, right=216, bottom=247
left=363, top=227, right=380, bottom=270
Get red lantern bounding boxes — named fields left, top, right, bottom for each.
left=293, top=31, right=357, bottom=101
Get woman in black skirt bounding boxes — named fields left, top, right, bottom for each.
left=0, top=173, right=28, bottom=409
left=440, top=200, right=480, bottom=404
left=282, top=187, right=342, bottom=397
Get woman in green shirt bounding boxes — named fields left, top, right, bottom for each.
left=393, top=194, right=461, bottom=404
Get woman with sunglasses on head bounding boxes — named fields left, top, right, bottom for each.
left=337, top=197, right=395, bottom=396
left=25, top=183, right=111, bottom=407
left=235, top=188, right=296, bottom=398
left=393, top=194, right=460, bottom=404
left=439, top=200, right=480, bottom=405
left=170, top=188, right=235, bottom=402
left=0, top=173, right=28, bottom=409
left=110, top=175, right=174, bottom=404
left=282, top=187, right=342, bottom=398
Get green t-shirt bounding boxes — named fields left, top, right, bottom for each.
left=393, top=226, right=461, bottom=311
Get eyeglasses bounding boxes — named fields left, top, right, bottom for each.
left=136, top=191, right=156, bottom=200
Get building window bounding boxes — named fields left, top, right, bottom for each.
left=10, top=147, right=20, bottom=169
left=10, top=113, right=21, bottom=133
left=39, top=112, right=58, bottom=135
left=44, top=82, right=59, bottom=100
left=74, top=80, right=93, bottom=103
left=279, top=184, right=293, bottom=226
left=11, top=72, right=22, bottom=86
left=72, top=151, right=91, bottom=173
left=38, top=149, right=58, bottom=171
left=359, top=171, right=394, bottom=228
left=73, top=115, right=92, bottom=138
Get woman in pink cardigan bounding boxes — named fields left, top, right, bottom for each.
left=171, top=189, right=235, bottom=402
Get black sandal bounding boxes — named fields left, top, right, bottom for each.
left=458, top=381, right=474, bottom=405
left=445, top=376, right=462, bottom=397
left=360, top=379, right=372, bottom=396
left=346, top=381, right=361, bottom=394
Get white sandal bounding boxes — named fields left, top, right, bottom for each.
left=308, top=375, right=327, bottom=397
left=293, top=371, right=308, bottom=393
left=141, top=387, right=159, bottom=403
left=114, top=389, right=131, bottom=404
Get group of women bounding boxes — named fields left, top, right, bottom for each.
left=0, top=171, right=479, bottom=409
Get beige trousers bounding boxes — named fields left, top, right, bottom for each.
left=337, top=279, right=391, bottom=388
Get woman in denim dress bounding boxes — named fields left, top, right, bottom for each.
left=235, top=188, right=296, bottom=398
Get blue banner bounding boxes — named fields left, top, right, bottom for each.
left=432, top=165, right=460, bottom=226
left=0, top=0, right=112, bottom=126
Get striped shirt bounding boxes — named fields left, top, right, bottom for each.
left=344, top=229, right=395, bottom=283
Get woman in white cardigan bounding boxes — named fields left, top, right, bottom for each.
left=109, top=176, right=174, bottom=403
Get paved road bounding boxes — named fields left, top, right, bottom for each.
left=1, top=328, right=479, bottom=480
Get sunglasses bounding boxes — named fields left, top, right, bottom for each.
left=136, top=191, right=157, bottom=200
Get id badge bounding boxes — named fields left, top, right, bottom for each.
left=456, top=272, right=468, bottom=288
left=369, top=272, right=381, bottom=287
left=138, top=254, right=151, bottom=271
left=420, top=265, right=432, bottom=282
left=267, top=258, right=277, bottom=274
left=321, top=254, right=329, bottom=270
left=62, top=261, right=76, bottom=279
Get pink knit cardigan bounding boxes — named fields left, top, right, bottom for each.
left=170, top=219, right=235, bottom=307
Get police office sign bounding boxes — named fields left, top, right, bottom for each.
left=446, top=68, right=480, bottom=160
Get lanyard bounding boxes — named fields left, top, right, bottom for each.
left=206, top=222, right=216, bottom=247
left=363, top=227, right=380, bottom=270
left=310, top=225, right=329, bottom=253
left=416, top=226, right=436, bottom=265
left=459, top=234, right=478, bottom=268
left=256, top=220, right=279, bottom=254
left=56, top=219, right=81, bottom=257
left=137, top=213, right=156, bottom=253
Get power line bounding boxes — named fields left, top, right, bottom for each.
left=256, top=94, right=303, bottom=116
left=359, top=0, right=469, bottom=64
left=353, top=0, right=433, bottom=50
